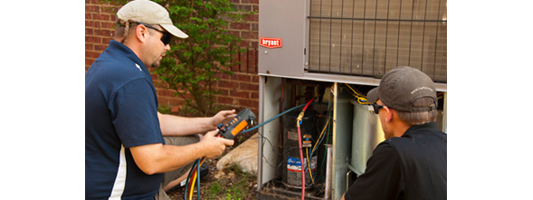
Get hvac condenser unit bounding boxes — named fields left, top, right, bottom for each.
left=257, top=0, right=447, bottom=199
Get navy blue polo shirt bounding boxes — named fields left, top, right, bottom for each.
left=85, top=40, right=165, bottom=200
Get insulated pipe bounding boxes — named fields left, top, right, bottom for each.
left=324, top=144, right=333, bottom=200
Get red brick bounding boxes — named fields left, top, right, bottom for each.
left=218, top=96, right=234, bottom=104
left=251, top=92, right=259, bottom=99
left=85, top=36, right=101, bottom=43
left=241, top=31, right=258, bottom=40
left=232, top=74, right=250, bottom=82
left=228, top=30, right=240, bottom=37
left=92, top=13, right=110, bottom=21
left=158, top=89, right=175, bottom=97
left=158, top=97, right=170, bottom=105
left=86, top=5, right=100, bottom=12
left=238, top=99, right=258, bottom=108
left=231, top=90, right=249, bottom=98
left=216, top=89, right=229, bottom=96
left=101, top=22, right=116, bottom=29
left=238, top=40, right=250, bottom=48
left=235, top=5, right=252, bottom=12
left=247, top=50, right=257, bottom=72
left=169, top=98, right=184, bottom=106
left=86, top=51, right=102, bottom=59
left=95, top=44, right=107, bottom=51
left=251, top=41, right=258, bottom=47
left=170, top=106, right=181, bottom=113
left=95, top=29, right=111, bottom=37
left=251, top=75, right=259, bottom=82
left=231, top=63, right=240, bottom=72
left=244, top=14, right=258, bottom=22
left=86, top=58, right=95, bottom=66
left=103, top=38, right=114, bottom=44
left=101, top=5, right=121, bottom=14
left=85, top=28, right=93, bottom=35
left=240, top=82, right=259, bottom=91
left=251, top=23, right=258, bottom=31
left=86, top=21, right=100, bottom=28
left=219, top=80, right=240, bottom=89
left=214, top=72, right=230, bottom=79
left=230, top=22, right=250, bottom=30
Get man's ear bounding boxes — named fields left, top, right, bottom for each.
left=135, top=24, right=149, bottom=43
left=383, top=106, right=394, bottom=123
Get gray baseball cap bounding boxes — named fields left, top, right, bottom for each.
left=117, top=0, right=188, bottom=38
left=367, top=66, right=437, bottom=112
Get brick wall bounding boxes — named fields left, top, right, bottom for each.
left=85, top=0, right=260, bottom=115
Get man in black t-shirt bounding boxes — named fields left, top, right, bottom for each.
left=342, top=66, right=447, bottom=200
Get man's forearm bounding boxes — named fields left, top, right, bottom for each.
left=130, top=129, right=233, bottom=175
left=158, top=112, right=215, bottom=136
left=130, top=142, right=206, bottom=175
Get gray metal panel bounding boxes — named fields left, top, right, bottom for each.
left=349, top=100, right=385, bottom=175
left=258, top=0, right=306, bottom=77
left=257, top=76, right=282, bottom=186
left=259, top=72, right=447, bottom=92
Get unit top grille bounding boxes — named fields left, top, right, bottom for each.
left=307, top=0, right=447, bottom=83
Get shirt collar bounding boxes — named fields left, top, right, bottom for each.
left=403, top=122, right=441, bottom=136
left=108, top=40, right=151, bottom=77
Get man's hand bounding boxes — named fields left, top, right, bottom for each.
left=130, top=129, right=234, bottom=175
left=210, top=109, right=237, bottom=128
left=200, top=129, right=235, bottom=158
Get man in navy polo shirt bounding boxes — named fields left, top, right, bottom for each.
left=85, top=1, right=236, bottom=199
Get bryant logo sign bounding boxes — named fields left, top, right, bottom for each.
left=260, top=37, right=283, bottom=48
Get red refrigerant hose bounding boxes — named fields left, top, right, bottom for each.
left=296, top=97, right=315, bottom=200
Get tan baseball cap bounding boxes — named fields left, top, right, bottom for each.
left=117, top=0, right=188, bottom=38
left=367, top=66, right=437, bottom=112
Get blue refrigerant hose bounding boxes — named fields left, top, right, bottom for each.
left=242, top=102, right=319, bottom=134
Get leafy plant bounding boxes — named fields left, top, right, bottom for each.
left=103, top=0, right=251, bottom=116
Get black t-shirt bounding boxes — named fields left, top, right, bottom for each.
left=344, top=122, right=447, bottom=200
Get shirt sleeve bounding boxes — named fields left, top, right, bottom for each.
left=110, top=78, right=164, bottom=148
left=344, top=142, right=402, bottom=200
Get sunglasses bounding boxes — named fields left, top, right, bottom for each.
left=371, top=103, right=385, bottom=114
left=136, top=21, right=172, bottom=45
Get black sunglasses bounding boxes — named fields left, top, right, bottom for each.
left=371, top=103, right=385, bottom=114
left=136, top=21, right=172, bottom=45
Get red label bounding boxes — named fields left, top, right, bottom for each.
left=260, top=37, right=283, bottom=48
